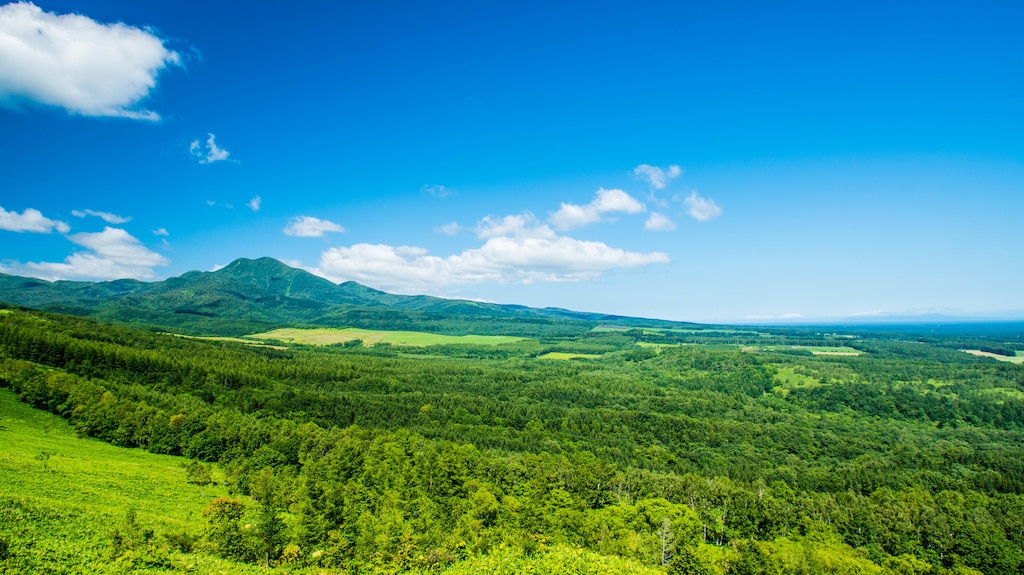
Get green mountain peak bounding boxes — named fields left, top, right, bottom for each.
left=0, top=258, right=694, bottom=336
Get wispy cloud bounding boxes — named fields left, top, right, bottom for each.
left=634, top=164, right=682, bottom=190
left=71, top=209, right=131, bottom=224
left=284, top=216, right=345, bottom=237
left=152, top=227, right=169, bottom=236
left=549, top=188, right=645, bottom=230
left=0, top=2, right=180, bottom=120
left=310, top=213, right=669, bottom=293
left=476, top=213, right=535, bottom=239
left=435, top=222, right=463, bottom=236
left=0, top=206, right=69, bottom=233
left=849, top=310, right=886, bottom=318
left=682, top=191, right=722, bottom=221
left=644, top=212, right=677, bottom=232
left=190, top=133, right=230, bottom=164
left=422, top=184, right=453, bottom=198
left=248, top=196, right=262, bottom=212
left=9, top=226, right=169, bottom=280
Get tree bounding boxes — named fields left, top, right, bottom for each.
left=658, top=516, right=676, bottom=566
left=184, top=460, right=213, bottom=497
left=729, top=540, right=779, bottom=575
left=251, top=468, right=285, bottom=567
left=669, top=545, right=712, bottom=575
left=202, top=497, right=246, bottom=560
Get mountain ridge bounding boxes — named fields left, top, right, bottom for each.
left=0, top=257, right=695, bottom=336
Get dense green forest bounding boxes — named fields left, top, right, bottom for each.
left=2, top=304, right=1024, bottom=574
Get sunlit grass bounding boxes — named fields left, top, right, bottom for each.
left=0, top=390, right=276, bottom=574
left=249, top=327, right=524, bottom=347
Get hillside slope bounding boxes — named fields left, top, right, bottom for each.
left=0, top=257, right=695, bottom=336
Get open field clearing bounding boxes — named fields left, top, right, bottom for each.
left=170, top=333, right=288, bottom=349
left=772, top=365, right=823, bottom=395
left=803, top=346, right=861, bottom=355
left=249, top=327, right=524, bottom=347
left=740, top=345, right=861, bottom=355
left=591, top=324, right=633, bottom=331
left=978, top=387, right=1024, bottom=401
left=0, top=390, right=269, bottom=575
left=592, top=325, right=772, bottom=336
left=636, top=341, right=679, bottom=349
left=0, top=390, right=223, bottom=524
left=963, top=349, right=1024, bottom=363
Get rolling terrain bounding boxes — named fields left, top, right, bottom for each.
left=1, top=262, right=1024, bottom=574
left=0, top=257, right=695, bottom=337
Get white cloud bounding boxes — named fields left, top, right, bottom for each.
left=644, top=212, right=677, bottom=232
left=435, top=222, right=463, bottom=236
left=477, top=213, right=539, bottom=239
left=634, top=164, right=682, bottom=190
left=15, top=226, right=169, bottom=280
left=682, top=191, right=722, bottom=221
left=284, top=215, right=345, bottom=237
left=152, top=227, right=168, bottom=236
left=248, top=196, right=261, bottom=212
left=310, top=213, right=669, bottom=293
left=0, top=206, right=69, bottom=233
left=71, top=208, right=131, bottom=224
left=549, top=188, right=645, bottom=230
left=0, top=2, right=180, bottom=120
left=190, top=133, right=230, bottom=164
left=422, top=184, right=453, bottom=198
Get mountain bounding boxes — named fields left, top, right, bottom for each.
left=0, top=257, right=694, bottom=336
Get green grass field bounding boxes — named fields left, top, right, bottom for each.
left=248, top=327, right=524, bottom=347
left=797, top=345, right=861, bottom=355
left=0, top=389, right=278, bottom=574
left=978, top=387, right=1024, bottom=401
left=0, top=389, right=223, bottom=525
left=772, top=366, right=823, bottom=395
left=636, top=342, right=676, bottom=350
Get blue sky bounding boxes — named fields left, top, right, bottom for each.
left=1, top=0, right=1022, bottom=323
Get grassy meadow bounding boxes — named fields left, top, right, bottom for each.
left=0, top=389, right=272, bottom=574
left=248, top=327, right=524, bottom=347
left=791, top=345, right=861, bottom=355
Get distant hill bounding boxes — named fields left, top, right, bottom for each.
left=0, top=257, right=696, bottom=336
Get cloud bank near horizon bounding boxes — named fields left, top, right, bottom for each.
left=310, top=213, right=669, bottom=293
left=2, top=226, right=169, bottom=281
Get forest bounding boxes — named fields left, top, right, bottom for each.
left=1, top=303, right=1023, bottom=574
